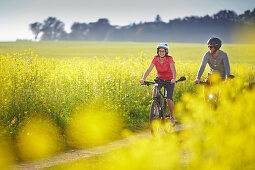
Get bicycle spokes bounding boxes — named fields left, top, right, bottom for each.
left=154, top=103, right=159, bottom=118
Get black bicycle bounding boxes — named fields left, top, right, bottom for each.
left=142, top=76, right=186, bottom=136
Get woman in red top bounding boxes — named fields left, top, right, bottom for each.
left=140, top=43, right=177, bottom=125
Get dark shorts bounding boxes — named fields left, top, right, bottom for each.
left=155, top=77, right=175, bottom=101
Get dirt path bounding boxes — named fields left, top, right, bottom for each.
left=12, top=125, right=184, bottom=170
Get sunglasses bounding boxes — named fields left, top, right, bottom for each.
left=208, top=45, right=214, bottom=49
left=158, top=50, right=166, bottom=53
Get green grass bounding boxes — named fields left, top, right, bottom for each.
left=1, top=41, right=255, bottom=64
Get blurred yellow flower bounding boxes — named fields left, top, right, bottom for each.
left=16, top=116, right=62, bottom=161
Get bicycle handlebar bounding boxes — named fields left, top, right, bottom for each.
left=196, top=75, right=235, bottom=85
left=197, top=81, right=209, bottom=85
left=141, top=76, right=186, bottom=86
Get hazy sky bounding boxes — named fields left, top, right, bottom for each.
left=0, top=0, right=254, bottom=41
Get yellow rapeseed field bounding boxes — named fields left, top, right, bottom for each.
left=0, top=41, right=255, bottom=169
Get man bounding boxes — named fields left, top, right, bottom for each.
left=195, top=37, right=231, bottom=84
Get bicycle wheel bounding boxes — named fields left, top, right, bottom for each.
left=162, top=98, right=167, bottom=118
left=162, top=99, right=172, bottom=134
left=150, top=101, right=160, bottom=123
left=164, top=117, right=172, bottom=134
left=150, top=101, right=162, bottom=136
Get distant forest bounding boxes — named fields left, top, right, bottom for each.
left=30, top=8, right=255, bottom=43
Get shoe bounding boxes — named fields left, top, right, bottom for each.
left=170, top=116, right=175, bottom=126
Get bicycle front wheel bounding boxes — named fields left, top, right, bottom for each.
left=150, top=101, right=162, bottom=136
left=150, top=101, right=160, bottom=123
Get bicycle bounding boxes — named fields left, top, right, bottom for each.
left=196, top=74, right=235, bottom=109
left=142, top=76, right=186, bottom=136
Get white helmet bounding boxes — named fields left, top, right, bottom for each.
left=157, top=43, right=169, bottom=53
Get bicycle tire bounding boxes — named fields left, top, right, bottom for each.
left=164, top=117, right=172, bottom=134
left=150, top=101, right=161, bottom=136
left=162, top=99, right=175, bottom=133
left=150, top=101, right=160, bottom=123
left=162, top=98, right=167, bottom=118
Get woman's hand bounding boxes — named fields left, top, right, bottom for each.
left=171, top=79, right=176, bottom=84
left=140, top=79, right=145, bottom=83
left=195, top=78, right=200, bottom=84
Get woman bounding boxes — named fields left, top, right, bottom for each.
left=140, top=43, right=177, bottom=125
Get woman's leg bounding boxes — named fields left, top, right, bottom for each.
left=167, top=99, right=174, bottom=118
left=166, top=83, right=175, bottom=124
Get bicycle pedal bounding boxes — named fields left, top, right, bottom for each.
left=153, top=114, right=160, bottom=118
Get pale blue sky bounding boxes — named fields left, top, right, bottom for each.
left=0, top=0, right=254, bottom=41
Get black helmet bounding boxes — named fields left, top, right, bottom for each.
left=207, top=37, right=222, bottom=50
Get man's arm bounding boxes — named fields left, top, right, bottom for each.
left=223, top=53, right=231, bottom=77
left=196, top=54, right=208, bottom=79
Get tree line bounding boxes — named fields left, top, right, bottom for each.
left=30, top=8, right=255, bottom=43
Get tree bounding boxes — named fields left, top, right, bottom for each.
left=70, top=22, right=88, bottom=40
left=97, top=18, right=110, bottom=25
left=40, top=17, right=66, bottom=40
left=86, top=18, right=113, bottom=41
left=29, top=22, right=42, bottom=40
left=213, top=10, right=238, bottom=22
left=29, top=8, right=255, bottom=43
left=238, top=9, right=255, bottom=25
left=155, top=14, right=163, bottom=23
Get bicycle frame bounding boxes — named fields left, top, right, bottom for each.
left=153, top=81, right=169, bottom=119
